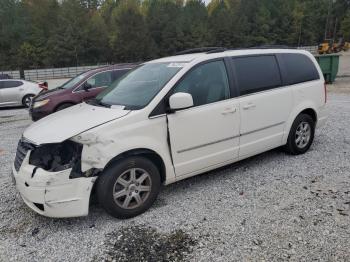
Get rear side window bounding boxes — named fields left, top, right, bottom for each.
left=280, top=53, right=320, bottom=85
left=233, top=55, right=282, bottom=96
left=1, top=80, right=23, bottom=89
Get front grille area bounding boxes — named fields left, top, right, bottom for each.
left=14, top=139, right=36, bottom=172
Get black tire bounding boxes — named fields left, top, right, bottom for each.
left=55, top=103, right=74, bottom=112
left=284, top=114, right=315, bottom=155
left=96, top=156, right=161, bottom=219
left=22, top=94, right=35, bottom=107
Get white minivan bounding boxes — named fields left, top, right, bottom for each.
left=12, top=48, right=327, bottom=218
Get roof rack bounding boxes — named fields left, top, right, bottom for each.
left=175, top=47, right=226, bottom=55
left=248, top=45, right=294, bottom=49
left=174, top=45, right=296, bottom=56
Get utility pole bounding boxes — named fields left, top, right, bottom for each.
left=324, top=0, right=333, bottom=40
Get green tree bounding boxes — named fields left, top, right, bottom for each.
left=109, top=0, right=155, bottom=61
left=180, top=0, right=209, bottom=49
left=207, top=0, right=237, bottom=47
left=145, top=0, right=184, bottom=56
left=47, top=0, right=89, bottom=67
left=341, top=11, right=350, bottom=40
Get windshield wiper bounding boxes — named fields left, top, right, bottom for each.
left=86, top=98, right=110, bottom=108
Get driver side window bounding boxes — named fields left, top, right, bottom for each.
left=86, top=71, right=112, bottom=89
left=173, top=60, right=230, bottom=107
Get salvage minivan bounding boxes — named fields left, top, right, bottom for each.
left=12, top=48, right=327, bottom=219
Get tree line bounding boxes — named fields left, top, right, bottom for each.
left=1, top=0, right=349, bottom=70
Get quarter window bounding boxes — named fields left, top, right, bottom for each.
left=233, top=55, right=282, bottom=95
left=280, top=53, right=320, bottom=85
left=173, top=60, right=230, bottom=107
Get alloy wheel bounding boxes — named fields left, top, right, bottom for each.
left=295, top=121, right=311, bottom=149
left=112, top=168, right=152, bottom=209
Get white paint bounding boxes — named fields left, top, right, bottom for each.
left=15, top=48, right=327, bottom=218
left=0, top=80, right=42, bottom=107
left=23, top=102, right=130, bottom=144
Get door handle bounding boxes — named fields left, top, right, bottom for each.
left=243, top=103, right=256, bottom=110
left=221, top=107, right=237, bottom=115
left=19, top=88, right=24, bottom=91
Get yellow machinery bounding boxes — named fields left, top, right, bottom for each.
left=343, top=42, right=350, bottom=51
left=318, top=39, right=350, bottom=54
left=318, top=41, right=332, bottom=54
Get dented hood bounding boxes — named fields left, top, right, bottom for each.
left=24, top=103, right=130, bottom=145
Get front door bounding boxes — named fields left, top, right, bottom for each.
left=167, top=60, right=240, bottom=177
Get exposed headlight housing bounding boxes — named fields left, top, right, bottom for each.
left=29, top=140, right=83, bottom=173
left=33, top=99, right=50, bottom=109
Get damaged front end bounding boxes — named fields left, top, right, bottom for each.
left=28, top=140, right=98, bottom=178
left=12, top=138, right=99, bottom=218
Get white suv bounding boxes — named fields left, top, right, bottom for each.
left=12, top=48, right=327, bottom=218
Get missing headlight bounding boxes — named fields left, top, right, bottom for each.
left=29, top=140, right=83, bottom=172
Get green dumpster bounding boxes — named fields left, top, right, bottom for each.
left=314, top=54, right=340, bottom=84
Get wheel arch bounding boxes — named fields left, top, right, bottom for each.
left=54, top=101, right=76, bottom=112
left=299, top=108, right=317, bottom=124
left=283, top=104, right=318, bottom=145
left=102, top=148, right=167, bottom=184
left=22, top=93, right=36, bottom=104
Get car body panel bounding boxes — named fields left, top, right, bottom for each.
left=0, top=80, right=42, bottom=107
left=12, top=153, right=95, bottom=218
left=24, top=102, right=130, bottom=145
left=167, top=98, right=240, bottom=176
left=14, top=49, right=327, bottom=217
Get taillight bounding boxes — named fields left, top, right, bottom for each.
left=38, top=82, right=48, bottom=91
left=324, top=82, right=327, bottom=104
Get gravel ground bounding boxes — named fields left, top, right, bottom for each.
left=1, top=89, right=350, bottom=261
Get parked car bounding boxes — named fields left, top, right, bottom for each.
left=0, top=73, right=12, bottom=79
left=29, top=64, right=138, bottom=121
left=12, top=48, right=327, bottom=219
left=0, top=79, right=47, bottom=107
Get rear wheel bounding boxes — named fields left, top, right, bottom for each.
left=285, top=114, right=315, bottom=155
left=22, top=94, right=35, bottom=107
left=97, top=156, right=161, bottom=219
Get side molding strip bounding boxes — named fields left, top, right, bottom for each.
left=176, top=121, right=285, bottom=154
left=177, top=135, right=239, bottom=154
left=240, top=121, right=285, bottom=136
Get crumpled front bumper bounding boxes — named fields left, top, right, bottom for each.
left=12, top=152, right=96, bottom=218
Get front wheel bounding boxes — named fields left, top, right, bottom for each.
left=285, top=114, right=315, bottom=155
left=96, top=156, right=161, bottom=219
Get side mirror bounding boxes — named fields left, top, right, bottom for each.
left=83, top=82, right=92, bottom=91
left=169, top=92, right=194, bottom=111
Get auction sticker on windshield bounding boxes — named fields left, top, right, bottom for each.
left=167, top=63, right=187, bottom=68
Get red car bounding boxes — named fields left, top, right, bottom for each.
left=30, top=64, right=137, bottom=121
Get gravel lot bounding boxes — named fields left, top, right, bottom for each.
left=1, top=83, right=350, bottom=261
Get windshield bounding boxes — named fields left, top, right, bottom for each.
left=60, top=71, right=90, bottom=89
left=95, top=62, right=185, bottom=110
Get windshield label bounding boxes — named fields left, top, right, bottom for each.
left=111, top=105, right=125, bottom=110
left=167, top=63, right=187, bottom=68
